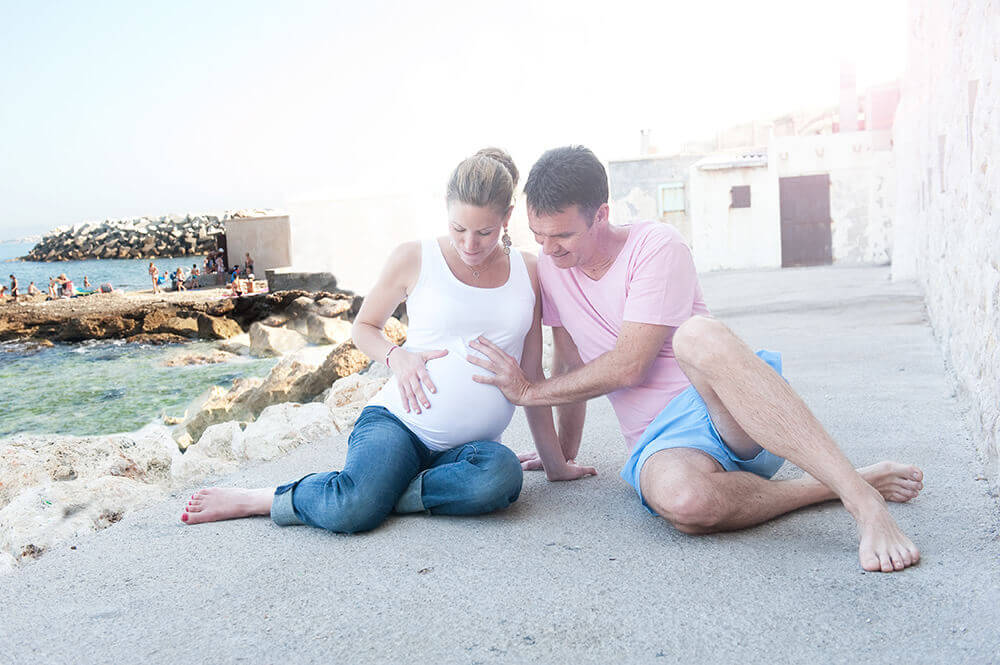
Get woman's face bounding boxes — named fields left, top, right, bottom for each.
left=447, top=202, right=511, bottom=267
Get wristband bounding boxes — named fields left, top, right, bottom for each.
left=385, top=344, right=400, bottom=368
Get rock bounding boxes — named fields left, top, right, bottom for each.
left=127, top=333, right=189, bottom=345
left=235, top=345, right=336, bottom=416
left=315, top=297, right=352, bottom=318
left=323, top=372, right=392, bottom=431
left=170, top=421, right=243, bottom=485
left=177, top=377, right=262, bottom=443
left=217, top=332, right=251, bottom=355
left=0, top=425, right=178, bottom=511
left=234, top=403, right=338, bottom=461
left=304, top=314, right=353, bottom=345
left=197, top=314, right=243, bottom=340
left=248, top=322, right=308, bottom=357
left=0, top=476, right=167, bottom=563
left=163, top=350, right=239, bottom=367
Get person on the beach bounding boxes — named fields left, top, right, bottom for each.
left=59, top=274, right=74, bottom=298
left=181, top=148, right=595, bottom=531
left=244, top=252, right=254, bottom=276
left=83, top=275, right=92, bottom=290
left=468, top=145, right=923, bottom=573
left=0, top=284, right=6, bottom=299
left=214, top=254, right=224, bottom=274
left=148, top=262, right=160, bottom=294
left=47, top=276, right=57, bottom=298
left=9, top=275, right=19, bottom=300
left=175, top=266, right=186, bottom=291
left=27, top=281, right=40, bottom=296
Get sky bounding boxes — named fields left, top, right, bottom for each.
left=0, top=0, right=908, bottom=240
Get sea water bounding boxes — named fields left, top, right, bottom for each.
left=0, top=339, right=277, bottom=438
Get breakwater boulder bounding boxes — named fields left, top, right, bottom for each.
left=21, top=209, right=276, bottom=262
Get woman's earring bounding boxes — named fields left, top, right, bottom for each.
left=502, top=227, right=512, bottom=255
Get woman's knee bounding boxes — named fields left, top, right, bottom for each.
left=467, top=445, right=524, bottom=511
left=310, top=479, right=396, bottom=534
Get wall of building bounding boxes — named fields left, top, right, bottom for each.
left=688, top=164, right=780, bottom=272
left=892, top=0, right=1000, bottom=487
left=223, top=215, right=292, bottom=276
left=286, top=193, right=537, bottom=295
left=771, top=132, right=894, bottom=265
left=608, top=156, right=702, bottom=244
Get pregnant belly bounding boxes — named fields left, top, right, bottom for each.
left=383, top=345, right=515, bottom=450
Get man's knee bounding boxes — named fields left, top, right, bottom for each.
left=673, top=315, right=735, bottom=369
left=647, top=480, right=724, bottom=534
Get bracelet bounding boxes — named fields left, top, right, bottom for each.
left=384, top=344, right=400, bottom=368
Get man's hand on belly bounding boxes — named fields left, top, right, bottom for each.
left=468, top=336, right=532, bottom=405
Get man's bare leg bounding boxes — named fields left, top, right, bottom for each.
left=641, top=448, right=922, bottom=535
left=670, top=316, right=922, bottom=573
left=181, top=487, right=275, bottom=524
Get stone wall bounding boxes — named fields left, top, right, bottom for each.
left=892, top=0, right=1000, bottom=488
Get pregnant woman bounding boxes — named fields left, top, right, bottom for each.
left=181, top=148, right=596, bottom=531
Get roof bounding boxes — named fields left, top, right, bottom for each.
left=696, top=148, right=768, bottom=171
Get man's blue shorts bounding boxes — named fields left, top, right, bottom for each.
left=620, top=349, right=787, bottom=513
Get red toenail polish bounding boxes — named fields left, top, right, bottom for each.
left=181, top=513, right=188, bottom=522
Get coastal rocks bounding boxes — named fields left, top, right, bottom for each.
left=248, top=322, right=308, bottom=357
left=197, top=313, right=243, bottom=340
left=234, top=403, right=338, bottom=461
left=169, top=422, right=242, bottom=484
left=0, top=476, right=167, bottom=564
left=163, top=349, right=239, bottom=367
left=0, top=426, right=178, bottom=510
left=22, top=209, right=278, bottom=262
left=304, top=314, right=353, bottom=345
left=324, top=366, right=392, bottom=432
left=175, top=377, right=263, bottom=446
left=0, top=551, right=16, bottom=576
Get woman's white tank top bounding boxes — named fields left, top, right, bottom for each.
left=368, top=239, right=535, bottom=451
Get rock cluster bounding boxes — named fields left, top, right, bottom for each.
left=0, top=315, right=406, bottom=573
left=21, top=209, right=276, bottom=262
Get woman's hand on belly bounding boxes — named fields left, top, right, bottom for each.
left=389, top=347, right=449, bottom=414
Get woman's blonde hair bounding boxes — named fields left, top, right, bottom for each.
left=446, top=147, right=519, bottom=216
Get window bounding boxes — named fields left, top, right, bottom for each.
left=658, top=183, right=685, bottom=216
left=731, top=185, right=751, bottom=208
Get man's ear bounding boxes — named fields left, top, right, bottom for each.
left=593, top=203, right=611, bottom=226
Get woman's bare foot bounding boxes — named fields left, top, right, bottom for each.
left=180, top=487, right=275, bottom=525
left=857, top=461, right=923, bottom=503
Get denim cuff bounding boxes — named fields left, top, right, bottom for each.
left=393, top=471, right=426, bottom=514
left=270, top=487, right=305, bottom=526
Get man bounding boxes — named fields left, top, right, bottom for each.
left=469, top=145, right=922, bottom=572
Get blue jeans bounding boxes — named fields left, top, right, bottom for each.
left=270, top=406, right=523, bottom=533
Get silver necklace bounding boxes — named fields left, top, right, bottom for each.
left=452, top=243, right=501, bottom=280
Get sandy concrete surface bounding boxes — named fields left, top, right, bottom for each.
left=2, top=265, right=998, bottom=664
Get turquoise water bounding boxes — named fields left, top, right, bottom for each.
left=0, top=339, right=277, bottom=438
left=0, top=241, right=206, bottom=292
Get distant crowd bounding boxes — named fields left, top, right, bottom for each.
left=1, top=272, right=112, bottom=302
left=147, top=250, right=257, bottom=296
left=0, top=250, right=259, bottom=304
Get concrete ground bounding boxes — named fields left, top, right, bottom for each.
left=2, top=265, right=998, bottom=664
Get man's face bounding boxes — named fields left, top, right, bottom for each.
left=527, top=204, right=601, bottom=270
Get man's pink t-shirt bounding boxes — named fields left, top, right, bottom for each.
left=538, top=221, right=711, bottom=450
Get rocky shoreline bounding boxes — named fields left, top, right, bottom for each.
left=20, top=208, right=276, bottom=262
left=0, top=285, right=413, bottom=574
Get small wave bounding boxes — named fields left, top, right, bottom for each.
left=99, top=388, right=126, bottom=402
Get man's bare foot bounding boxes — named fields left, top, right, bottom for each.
left=851, top=487, right=921, bottom=572
left=858, top=461, right=923, bottom=503
left=180, top=487, right=275, bottom=525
